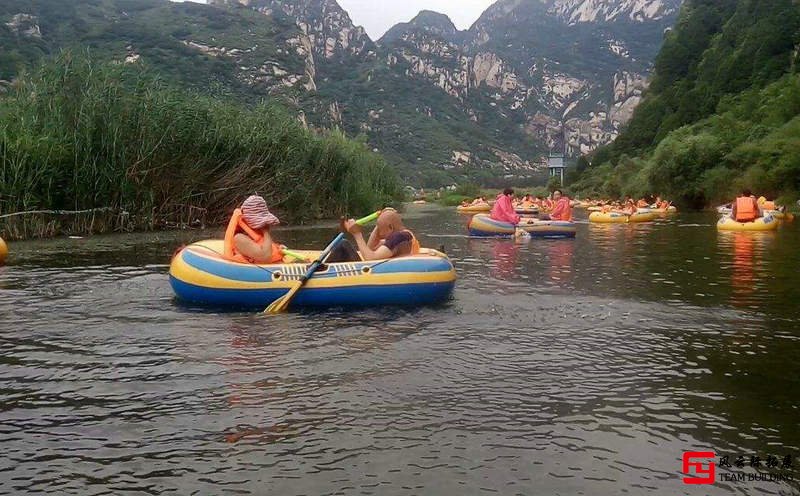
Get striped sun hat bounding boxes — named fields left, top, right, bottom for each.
left=241, top=195, right=280, bottom=229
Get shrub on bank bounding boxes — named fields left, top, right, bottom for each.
left=0, top=52, right=401, bottom=239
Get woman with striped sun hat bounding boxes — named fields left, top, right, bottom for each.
left=224, top=195, right=286, bottom=264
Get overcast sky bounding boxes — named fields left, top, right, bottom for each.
left=173, top=0, right=496, bottom=39
left=337, top=0, right=496, bottom=39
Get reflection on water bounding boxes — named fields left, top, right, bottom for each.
left=720, top=232, right=775, bottom=308
left=1, top=205, right=799, bottom=495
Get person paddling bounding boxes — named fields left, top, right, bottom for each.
left=731, top=189, right=762, bottom=223
left=342, top=208, right=420, bottom=260
left=224, top=195, right=284, bottom=264
left=490, top=188, right=521, bottom=225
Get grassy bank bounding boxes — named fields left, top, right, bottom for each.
left=0, top=52, right=401, bottom=240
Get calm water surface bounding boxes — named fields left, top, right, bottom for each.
left=1, top=204, right=798, bottom=495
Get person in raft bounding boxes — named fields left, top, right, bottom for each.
left=342, top=208, right=420, bottom=260
left=540, top=190, right=572, bottom=221
left=731, top=189, right=763, bottom=223
left=491, top=188, right=521, bottom=225
left=223, top=195, right=291, bottom=264
left=621, top=198, right=638, bottom=215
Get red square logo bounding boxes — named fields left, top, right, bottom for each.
left=683, top=451, right=716, bottom=484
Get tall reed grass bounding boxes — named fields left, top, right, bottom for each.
left=0, top=51, right=401, bottom=239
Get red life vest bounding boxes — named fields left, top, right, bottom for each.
left=223, top=208, right=283, bottom=264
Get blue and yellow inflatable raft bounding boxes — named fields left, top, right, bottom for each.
left=170, top=240, right=456, bottom=309
left=468, top=214, right=576, bottom=238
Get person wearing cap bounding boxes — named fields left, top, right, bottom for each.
left=223, top=195, right=285, bottom=264
left=341, top=208, right=420, bottom=260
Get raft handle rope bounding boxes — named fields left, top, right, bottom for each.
left=192, top=243, right=278, bottom=277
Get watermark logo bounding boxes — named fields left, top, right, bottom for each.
left=683, top=451, right=716, bottom=485
left=682, top=451, right=795, bottom=485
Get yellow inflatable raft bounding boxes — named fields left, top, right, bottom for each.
left=457, top=204, right=491, bottom=214
left=765, top=210, right=795, bottom=221
left=170, top=240, right=457, bottom=308
left=653, top=206, right=678, bottom=214
left=589, top=211, right=658, bottom=224
left=717, top=216, right=779, bottom=232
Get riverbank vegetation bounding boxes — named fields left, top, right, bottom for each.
left=571, top=0, right=800, bottom=208
left=0, top=52, right=401, bottom=240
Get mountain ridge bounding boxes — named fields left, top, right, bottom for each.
left=1, top=0, right=682, bottom=187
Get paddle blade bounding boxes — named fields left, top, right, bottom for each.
left=264, top=296, right=287, bottom=314
left=265, top=282, right=303, bottom=314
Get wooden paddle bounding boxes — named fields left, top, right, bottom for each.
left=264, top=210, right=382, bottom=314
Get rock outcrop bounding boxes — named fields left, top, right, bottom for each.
left=206, top=0, right=682, bottom=177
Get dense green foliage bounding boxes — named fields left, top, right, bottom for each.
left=575, top=0, right=800, bottom=206
left=0, top=53, right=400, bottom=239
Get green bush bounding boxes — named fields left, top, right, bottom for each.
left=0, top=52, right=401, bottom=238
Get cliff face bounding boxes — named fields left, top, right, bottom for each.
left=1, top=0, right=681, bottom=184
left=373, top=0, right=677, bottom=162
left=206, top=0, right=680, bottom=180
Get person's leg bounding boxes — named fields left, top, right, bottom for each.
left=325, top=239, right=361, bottom=263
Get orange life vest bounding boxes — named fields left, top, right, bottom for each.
left=406, top=230, right=421, bottom=255
left=223, top=208, right=283, bottom=264
left=637, top=199, right=648, bottom=208
left=735, top=197, right=757, bottom=222
left=762, top=200, right=776, bottom=211
left=551, top=198, right=573, bottom=221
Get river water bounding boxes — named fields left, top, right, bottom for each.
left=1, top=204, right=798, bottom=495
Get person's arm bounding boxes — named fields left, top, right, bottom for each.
left=755, top=198, right=763, bottom=218
left=234, top=232, right=274, bottom=263
left=344, top=220, right=393, bottom=260
left=366, top=225, right=381, bottom=250
left=731, top=201, right=737, bottom=219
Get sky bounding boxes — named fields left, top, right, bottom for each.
left=171, top=0, right=496, bottom=40
left=337, top=0, right=496, bottom=39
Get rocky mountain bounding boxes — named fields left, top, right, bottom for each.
left=0, top=0, right=681, bottom=186
left=572, top=0, right=800, bottom=206
left=380, top=10, right=461, bottom=44
left=215, top=0, right=682, bottom=181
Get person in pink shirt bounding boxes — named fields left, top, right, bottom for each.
left=490, top=188, right=521, bottom=225
left=543, top=189, right=573, bottom=221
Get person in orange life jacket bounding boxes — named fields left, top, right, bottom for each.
left=540, top=189, right=573, bottom=221
left=225, top=195, right=285, bottom=264
left=342, top=208, right=420, bottom=260
left=731, top=189, right=762, bottom=222
left=521, top=194, right=535, bottom=208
